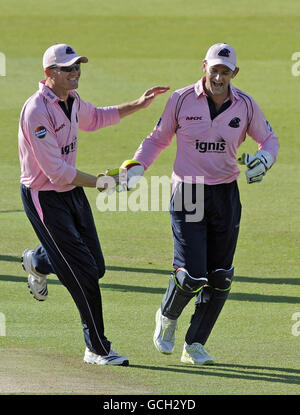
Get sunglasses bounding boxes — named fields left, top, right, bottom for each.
left=49, top=63, right=81, bottom=72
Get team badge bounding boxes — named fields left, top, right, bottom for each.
left=66, top=46, right=75, bottom=55
left=229, top=117, right=240, bottom=128
left=34, top=126, right=47, bottom=139
left=218, top=48, right=230, bottom=57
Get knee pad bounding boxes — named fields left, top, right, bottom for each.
left=195, top=266, right=234, bottom=305
left=207, top=266, right=234, bottom=292
left=174, top=267, right=208, bottom=294
left=161, top=268, right=207, bottom=320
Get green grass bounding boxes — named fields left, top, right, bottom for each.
left=0, top=0, right=300, bottom=395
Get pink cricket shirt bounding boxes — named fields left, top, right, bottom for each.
left=18, top=80, right=120, bottom=192
left=133, top=77, right=279, bottom=187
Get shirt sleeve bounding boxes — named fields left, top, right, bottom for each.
left=21, top=104, right=77, bottom=186
left=78, top=98, right=120, bottom=131
left=133, top=93, right=177, bottom=169
left=246, top=97, right=280, bottom=163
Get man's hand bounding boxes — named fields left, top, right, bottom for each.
left=237, top=150, right=274, bottom=184
left=118, top=86, right=170, bottom=118
left=137, top=86, right=170, bottom=109
left=96, top=168, right=127, bottom=194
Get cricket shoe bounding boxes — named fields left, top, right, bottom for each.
left=83, top=347, right=129, bottom=366
left=21, top=249, right=48, bottom=301
left=153, top=308, right=177, bottom=354
left=181, top=342, right=214, bottom=365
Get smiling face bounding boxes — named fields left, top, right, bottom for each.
left=51, top=64, right=81, bottom=89
left=202, top=61, right=239, bottom=100
left=45, top=62, right=82, bottom=99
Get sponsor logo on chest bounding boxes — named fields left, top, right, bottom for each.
left=61, top=137, right=77, bottom=155
left=186, top=116, right=203, bottom=121
left=55, top=123, right=66, bottom=133
left=195, top=138, right=226, bottom=153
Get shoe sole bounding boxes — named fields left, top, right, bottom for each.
left=27, top=282, right=46, bottom=302
left=181, top=357, right=214, bottom=366
left=84, top=358, right=129, bottom=366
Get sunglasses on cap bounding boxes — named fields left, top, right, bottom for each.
left=49, top=63, right=81, bottom=72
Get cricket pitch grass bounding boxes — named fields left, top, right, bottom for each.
left=0, top=0, right=299, bottom=395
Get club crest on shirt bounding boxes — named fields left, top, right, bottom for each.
left=34, top=126, right=47, bottom=139
left=228, top=117, right=240, bottom=128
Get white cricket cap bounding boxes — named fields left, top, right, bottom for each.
left=204, top=43, right=237, bottom=71
left=43, top=44, right=88, bottom=69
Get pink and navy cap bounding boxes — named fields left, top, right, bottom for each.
left=204, top=43, right=237, bottom=71
left=43, top=44, right=88, bottom=69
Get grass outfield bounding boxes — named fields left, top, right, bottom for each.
left=0, top=0, right=300, bottom=395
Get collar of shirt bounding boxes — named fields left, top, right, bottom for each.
left=194, top=77, right=240, bottom=102
left=38, top=80, right=76, bottom=104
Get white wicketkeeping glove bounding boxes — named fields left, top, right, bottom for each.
left=118, top=160, right=145, bottom=192
left=237, top=150, right=273, bottom=184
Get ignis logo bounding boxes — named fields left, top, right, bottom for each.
left=195, top=139, right=226, bottom=153
left=0, top=52, right=6, bottom=76
left=291, top=52, right=300, bottom=76
left=61, top=137, right=77, bottom=155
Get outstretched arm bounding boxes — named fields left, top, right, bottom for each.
left=117, top=86, right=170, bottom=119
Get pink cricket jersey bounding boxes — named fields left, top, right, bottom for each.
left=133, top=77, right=279, bottom=187
left=18, top=80, right=120, bottom=192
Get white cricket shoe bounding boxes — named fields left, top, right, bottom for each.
left=83, top=347, right=129, bottom=366
left=153, top=308, right=177, bottom=354
left=22, top=249, right=48, bottom=301
left=181, top=342, right=214, bottom=365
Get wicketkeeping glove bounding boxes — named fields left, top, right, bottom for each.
left=118, top=160, right=145, bottom=191
left=237, top=150, right=273, bottom=184
left=96, top=168, right=127, bottom=194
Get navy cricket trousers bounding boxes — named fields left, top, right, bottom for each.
left=21, top=184, right=111, bottom=356
left=170, top=181, right=242, bottom=277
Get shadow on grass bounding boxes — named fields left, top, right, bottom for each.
left=0, top=209, right=23, bottom=214
left=1, top=255, right=299, bottom=285
left=0, top=275, right=299, bottom=304
left=129, top=362, right=300, bottom=386
left=0, top=255, right=21, bottom=263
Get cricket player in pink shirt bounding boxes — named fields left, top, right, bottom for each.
left=129, top=43, right=279, bottom=364
left=18, top=43, right=169, bottom=366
